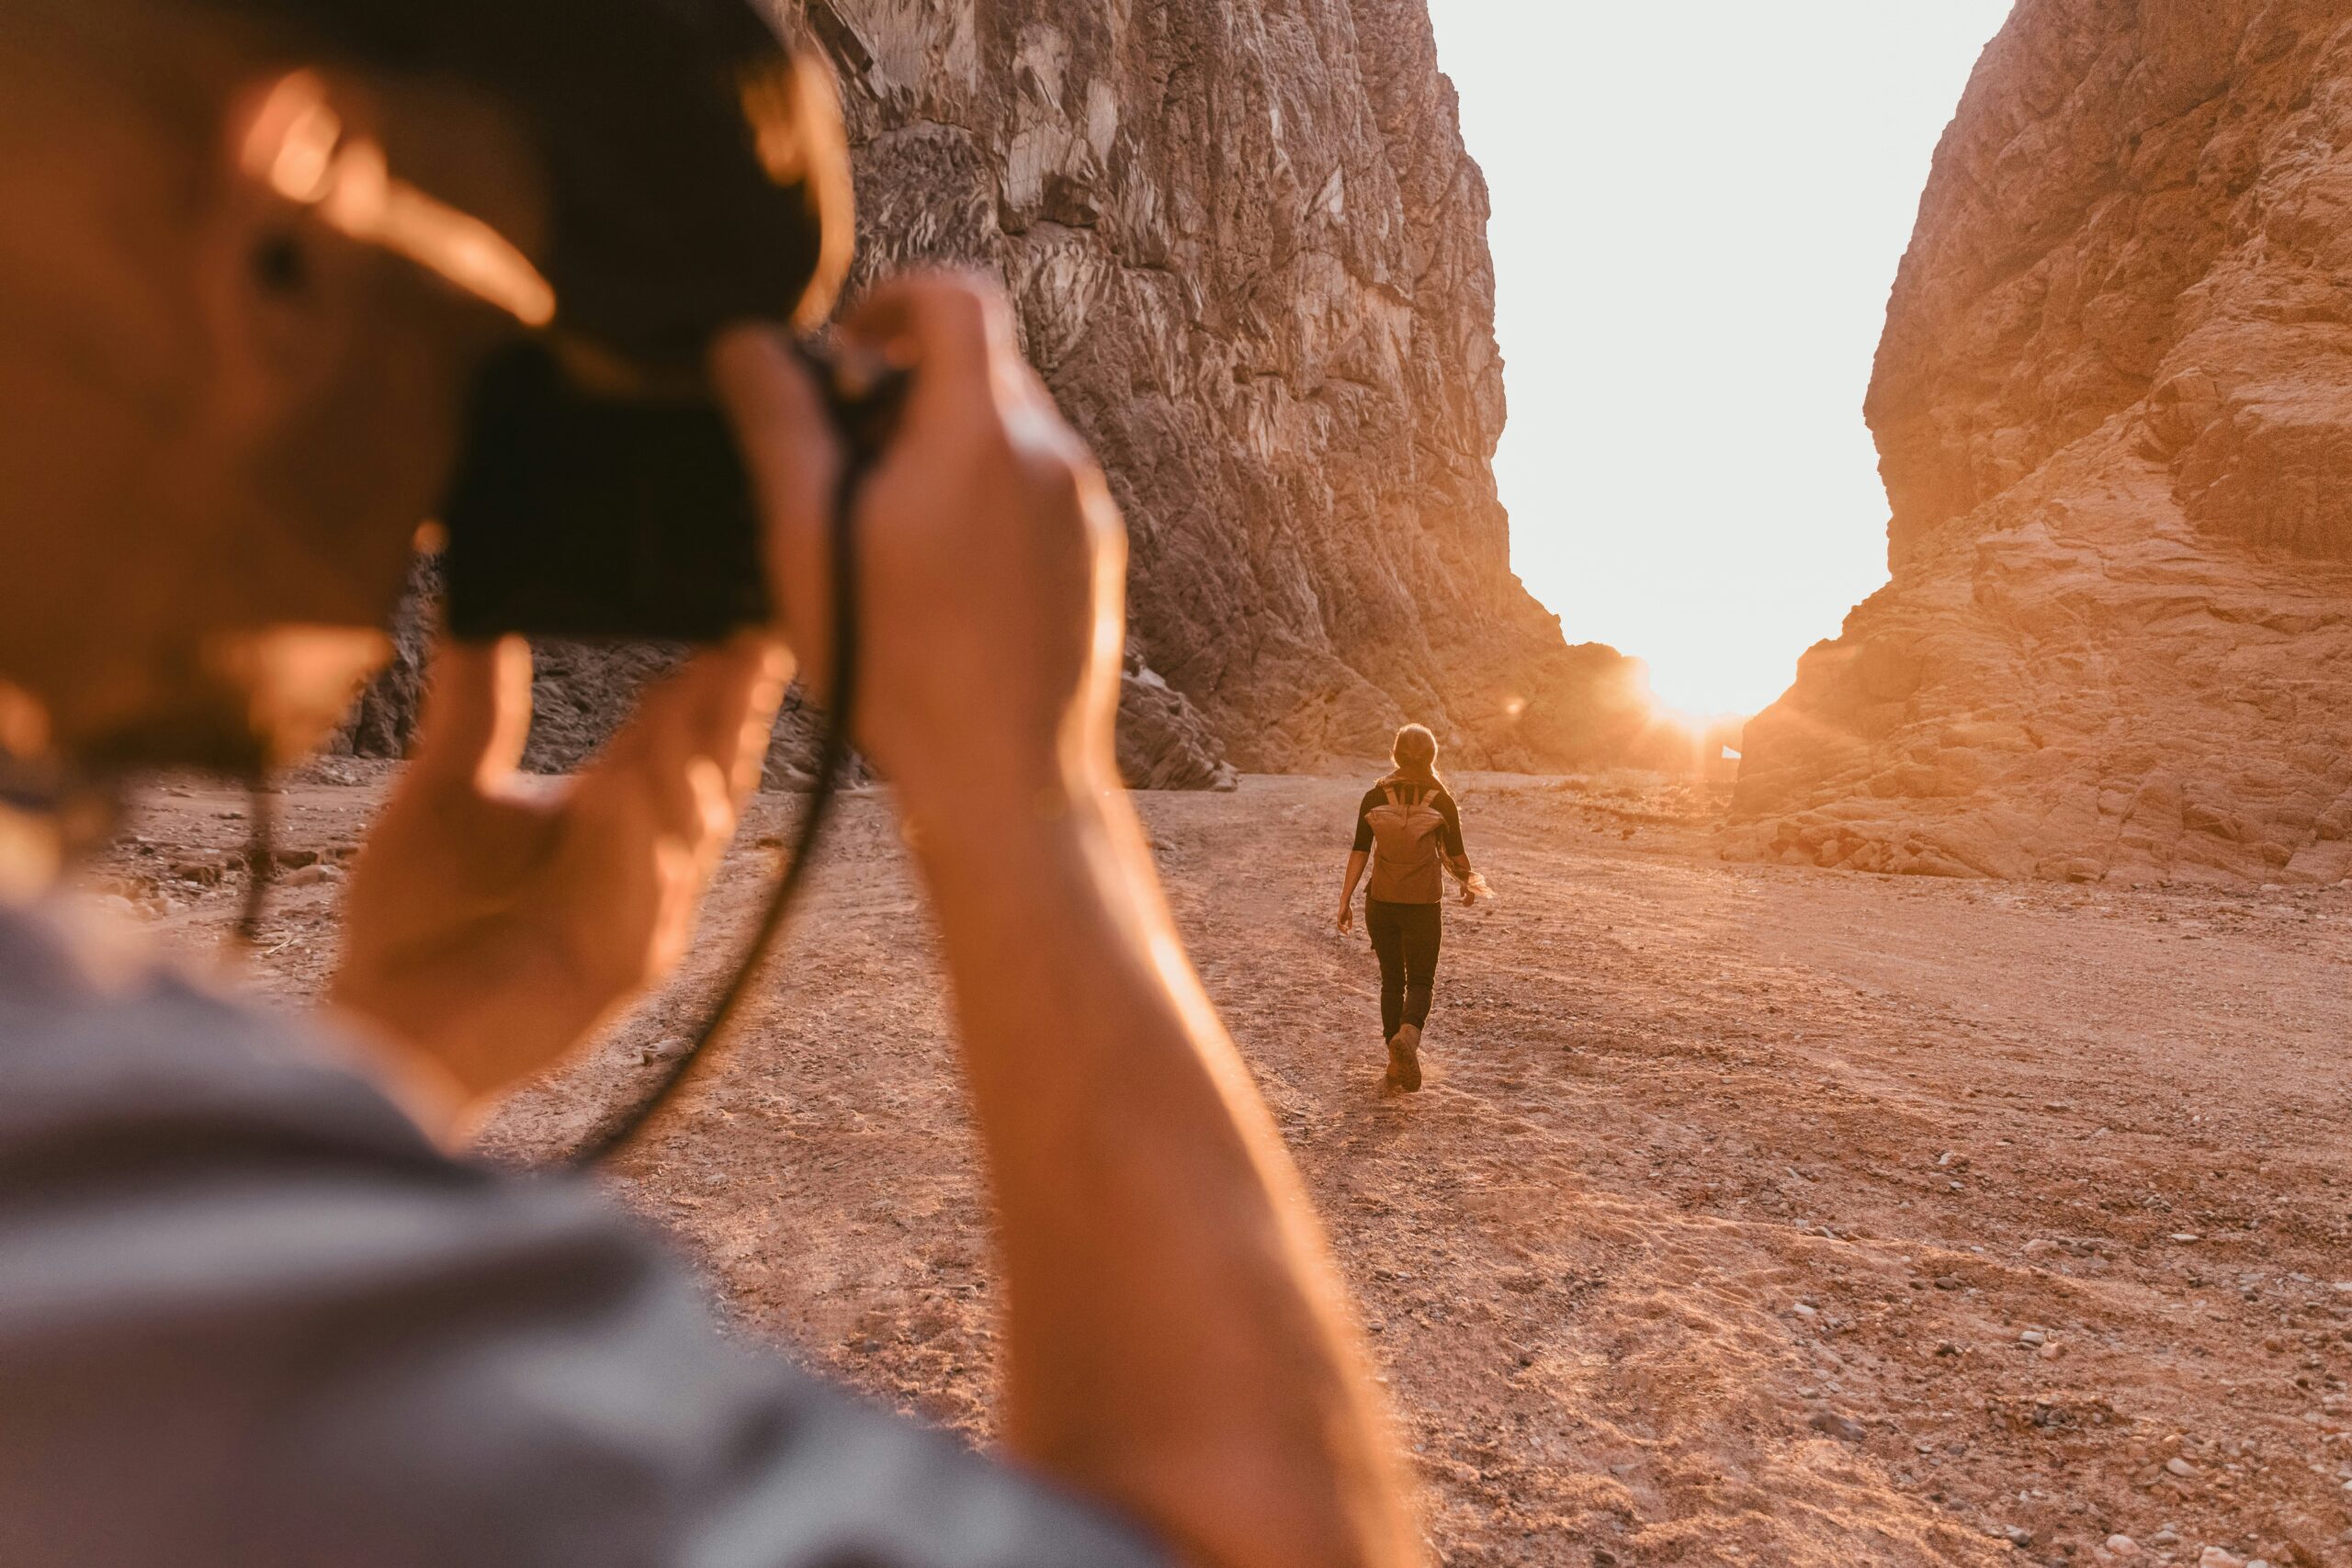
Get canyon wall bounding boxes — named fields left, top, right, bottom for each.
left=343, top=0, right=1660, bottom=784
left=1732, top=0, right=2352, bottom=882
left=345, top=0, right=1656, bottom=784
left=801, top=0, right=1656, bottom=778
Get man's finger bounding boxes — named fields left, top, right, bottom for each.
left=710, top=326, right=841, bottom=512
left=585, top=634, right=790, bottom=843
left=841, top=272, right=1014, bottom=425
left=413, top=637, right=531, bottom=787
left=710, top=326, right=844, bottom=677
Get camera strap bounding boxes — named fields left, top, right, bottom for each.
left=560, top=424, right=875, bottom=1167
left=226, top=344, right=897, bottom=1168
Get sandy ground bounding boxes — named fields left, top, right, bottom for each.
left=78, top=769, right=2352, bottom=1568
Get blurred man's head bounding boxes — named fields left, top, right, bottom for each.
left=0, top=0, right=843, bottom=778
left=0, top=0, right=552, bottom=773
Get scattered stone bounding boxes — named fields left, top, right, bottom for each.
left=2104, top=1536, right=2141, bottom=1559
left=2165, top=1457, right=2198, bottom=1479
left=638, top=1036, right=693, bottom=1066
left=1792, top=1303, right=1818, bottom=1318
left=2004, top=1525, right=2033, bottom=1548
left=2170, top=1234, right=2203, bottom=1245
left=279, top=863, right=336, bottom=888
left=2019, top=1330, right=2047, bottom=1347
left=2197, top=1549, right=2244, bottom=1568
left=2040, top=1339, right=2065, bottom=1360
left=1808, top=1411, right=1868, bottom=1443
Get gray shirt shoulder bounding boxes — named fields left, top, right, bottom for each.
left=0, top=905, right=1166, bottom=1568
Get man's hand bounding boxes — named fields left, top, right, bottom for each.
left=329, top=634, right=786, bottom=1131
left=1336, top=901, right=1353, bottom=934
left=713, top=274, right=1122, bottom=821
left=717, top=276, right=1421, bottom=1568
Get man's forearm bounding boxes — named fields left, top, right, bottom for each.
left=906, top=776, right=1416, bottom=1568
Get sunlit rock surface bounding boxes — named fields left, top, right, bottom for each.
left=344, top=0, right=1660, bottom=785
left=805, top=0, right=1659, bottom=777
left=1732, top=0, right=2352, bottom=882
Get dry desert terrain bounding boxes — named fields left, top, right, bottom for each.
left=79, top=770, right=2352, bottom=1568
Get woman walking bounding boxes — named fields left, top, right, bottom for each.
left=1336, top=724, right=1481, bottom=1091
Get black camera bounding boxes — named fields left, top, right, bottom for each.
left=413, top=28, right=871, bottom=645
left=438, top=339, right=902, bottom=643
left=439, top=343, right=765, bottom=642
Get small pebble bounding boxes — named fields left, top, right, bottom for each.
left=2019, top=1330, right=2047, bottom=1347
left=2104, top=1536, right=2140, bottom=1559
left=1807, top=1411, right=1868, bottom=1443
left=2165, top=1457, right=2197, bottom=1478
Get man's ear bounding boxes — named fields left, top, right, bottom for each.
left=188, top=71, right=390, bottom=436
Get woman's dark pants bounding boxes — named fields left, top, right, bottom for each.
left=1365, top=898, right=1442, bottom=1041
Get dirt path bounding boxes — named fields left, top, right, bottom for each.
left=86, top=772, right=2352, bottom=1567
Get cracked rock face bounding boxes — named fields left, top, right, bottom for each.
left=800, top=0, right=1657, bottom=777
left=345, top=0, right=1657, bottom=786
left=1732, top=0, right=2352, bottom=883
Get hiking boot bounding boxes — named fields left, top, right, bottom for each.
left=1386, top=1023, right=1422, bottom=1092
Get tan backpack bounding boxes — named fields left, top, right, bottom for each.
left=1366, top=784, right=1447, bottom=903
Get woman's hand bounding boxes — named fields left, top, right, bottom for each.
left=330, top=634, right=786, bottom=1133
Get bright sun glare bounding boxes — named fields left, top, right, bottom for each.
left=1425, top=1, right=2018, bottom=721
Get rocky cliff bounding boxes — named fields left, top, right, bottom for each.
left=1732, top=0, right=2352, bottom=882
left=344, top=0, right=1658, bottom=786
left=806, top=0, right=1657, bottom=778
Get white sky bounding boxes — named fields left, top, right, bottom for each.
left=1423, top=1, right=2016, bottom=719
